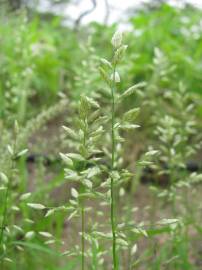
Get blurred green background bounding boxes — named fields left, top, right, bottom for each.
left=1, top=0, right=202, bottom=127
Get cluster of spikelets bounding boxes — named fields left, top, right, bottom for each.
left=55, top=31, right=181, bottom=269
left=0, top=99, right=69, bottom=265
left=59, top=30, right=146, bottom=269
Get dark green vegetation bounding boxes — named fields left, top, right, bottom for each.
left=0, top=2, right=202, bottom=270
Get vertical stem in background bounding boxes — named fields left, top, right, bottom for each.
left=19, top=76, right=30, bottom=124
left=170, top=168, right=177, bottom=217
left=0, top=186, right=9, bottom=247
left=110, top=67, right=118, bottom=270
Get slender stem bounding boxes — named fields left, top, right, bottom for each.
left=81, top=116, right=87, bottom=270
left=110, top=66, right=118, bottom=270
left=81, top=204, right=85, bottom=270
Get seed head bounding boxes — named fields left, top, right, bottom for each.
left=111, top=30, right=123, bottom=49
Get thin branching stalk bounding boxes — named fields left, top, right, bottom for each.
left=110, top=66, right=118, bottom=270
left=81, top=115, right=87, bottom=270
left=81, top=203, right=85, bottom=270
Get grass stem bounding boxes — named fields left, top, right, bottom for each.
left=81, top=204, right=85, bottom=270
left=110, top=67, right=118, bottom=270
